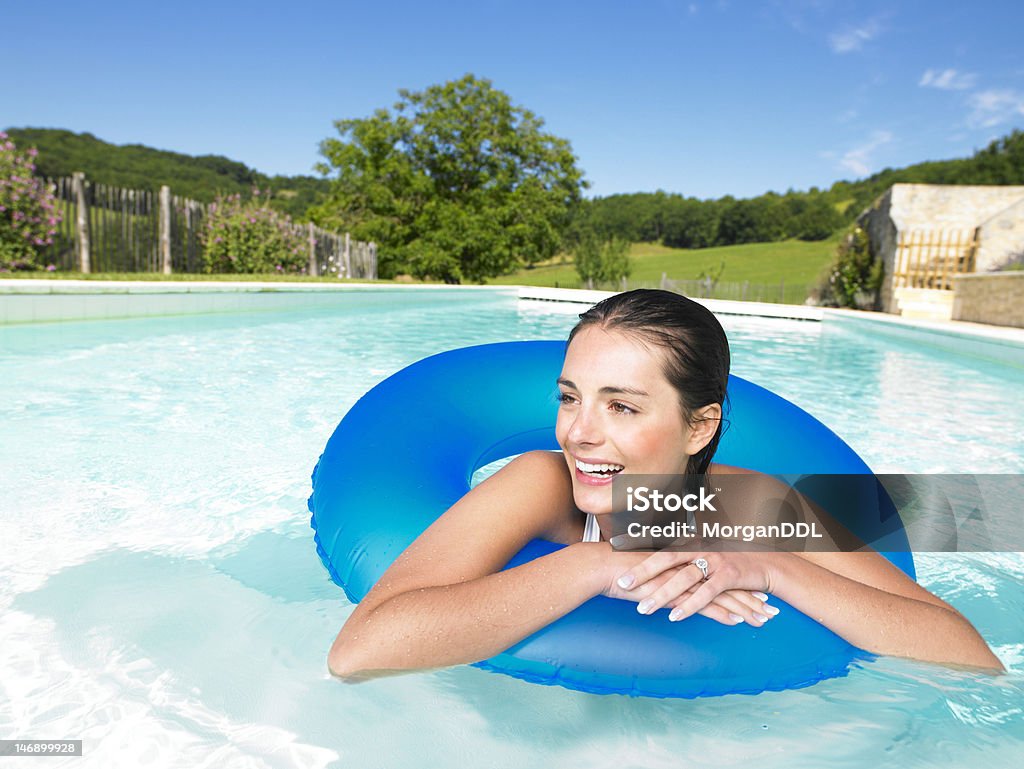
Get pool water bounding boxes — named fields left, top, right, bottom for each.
left=1, top=289, right=1021, bottom=768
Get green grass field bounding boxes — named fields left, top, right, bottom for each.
left=490, top=238, right=840, bottom=289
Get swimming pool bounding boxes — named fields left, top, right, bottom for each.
left=1, top=289, right=1021, bottom=768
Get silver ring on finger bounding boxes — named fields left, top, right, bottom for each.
left=691, top=557, right=710, bottom=581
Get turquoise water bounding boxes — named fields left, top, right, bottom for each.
left=1, top=289, right=1022, bottom=768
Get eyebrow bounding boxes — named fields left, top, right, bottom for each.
left=556, top=377, right=651, bottom=398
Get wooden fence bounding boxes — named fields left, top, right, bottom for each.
left=41, top=173, right=377, bottom=279
left=892, top=228, right=979, bottom=291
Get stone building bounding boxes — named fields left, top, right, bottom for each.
left=858, top=184, right=1024, bottom=324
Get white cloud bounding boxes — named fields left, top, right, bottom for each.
left=967, top=89, right=1024, bottom=128
left=919, top=68, right=976, bottom=90
left=828, top=19, right=881, bottom=53
left=839, top=131, right=893, bottom=176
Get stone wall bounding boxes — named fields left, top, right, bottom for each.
left=952, top=272, right=1024, bottom=328
left=858, top=187, right=900, bottom=311
left=979, top=197, right=1024, bottom=271
left=888, top=184, right=1024, bottom=230
left=858, top=184, right=1024, bottom=313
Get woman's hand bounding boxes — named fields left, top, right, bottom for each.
left=599, top=547, right=779, bottom=626
left=614, top=550, right=781, bottom=623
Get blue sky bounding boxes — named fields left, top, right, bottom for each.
left=4, top=0, right=1023, bottom=199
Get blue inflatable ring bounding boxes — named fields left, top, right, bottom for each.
left=309, top=340, right=915, bottom=698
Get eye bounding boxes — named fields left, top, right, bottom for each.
left=557, top=391, right=578, bottom=406
left=610, top=401, right=636, bottom=415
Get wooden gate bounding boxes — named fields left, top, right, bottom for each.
left=892, top=228, right=980, bottom=290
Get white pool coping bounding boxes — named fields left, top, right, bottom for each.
left=518, top=286, right=1024, bottom=349
left=0, top=279, right=501, bottom=294
left=0, top=279, right=517, bottom=325
left=517, top=286, right=825, bottom=320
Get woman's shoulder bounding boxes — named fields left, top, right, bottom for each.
left=497, top=451, right=582, bottom=544
left=708, top=462, right=759, bottom=476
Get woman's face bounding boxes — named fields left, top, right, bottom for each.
left=556, top=325, right=705, bottom=515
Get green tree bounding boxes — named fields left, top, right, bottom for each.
left=662, top=197, right=720, bottom=248
left=313, top=75, right=585, bottom=282
left=601, top=236, right=631, bottom=284
left=573, top=233, right=631, bottom=288
left=717, top=196, right=785, bottom=244
left=791, top=196, right=843, bottom=241
left=573, top=232, right=603, bottom=288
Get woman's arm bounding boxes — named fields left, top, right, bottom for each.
left=329, top=539, right=609, bottom=677
left=327, top=450, right=606, bottom=678
left=328, top=452, right=783, bottom=679
left=619, top=549, right=1004, bottom=671
left=769, top=551, right=1004, bottom=670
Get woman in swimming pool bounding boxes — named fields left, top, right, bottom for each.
left=328, top=289, right=1002, bottom=677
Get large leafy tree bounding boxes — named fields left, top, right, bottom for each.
left=313, top=75, right=585, bottom=282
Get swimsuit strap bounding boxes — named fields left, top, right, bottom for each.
left=582, top=512, right=602, bottom=543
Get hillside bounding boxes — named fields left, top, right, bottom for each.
left=4, top=127, right=330, bottom=220
left=837, top=130, right=1024, bottom=214
left=7, top=125, right=1024, bottom=247
left=584, top=129, right=1024, bottom=249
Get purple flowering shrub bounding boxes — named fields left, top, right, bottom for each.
left=0, top=132, right=61, bottom=271
left=202, top=189, right=307, bottom=274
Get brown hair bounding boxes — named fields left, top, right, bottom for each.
left=567, top=289, right=730, bottom=475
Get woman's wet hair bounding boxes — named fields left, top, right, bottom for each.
left=567, top=289, right=730, bottom=475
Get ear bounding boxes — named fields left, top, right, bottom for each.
left=684, top=403, right=722, bottom=455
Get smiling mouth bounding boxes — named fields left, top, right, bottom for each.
left=574, top=459, right=625, bottom=478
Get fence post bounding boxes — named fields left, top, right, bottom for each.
left=72, top=172, right=90, bottom=273
left=159, top=185, right=172, bottom=274
left=369, top=242, right=377, bottom=280
left=307, top=222, right=318, bottom=276
left=183, top=202, right=192, bottom=272
left=343, top=233, right=352, bottom=279
left=660, top=272, right=667, bottom=290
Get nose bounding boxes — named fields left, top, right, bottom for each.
left=566, top=404, right=603, bottom=448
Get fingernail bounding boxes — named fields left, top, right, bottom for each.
left=752, top=591, right=769, bottom=601
left=764, top=605, right=780, bottom=616
left=617, top=574, right=635, bottom=589
left=669, top=608, right=683, bottom=621
left=753, top=612, right=768, bottom=623
left=637, top=599, right=654, bottom=614
left=728, top=613, right=744, bottom=624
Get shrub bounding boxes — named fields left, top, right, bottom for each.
left=0, top=131, right=61, bottom=271
left=820, top=225, right=883, bottom=308
left=201, top=189, right=306, bottom=274
left=573, top=233, right=631, bottom=288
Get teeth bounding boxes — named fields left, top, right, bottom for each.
left=575, top=459, right=625, bottom=474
